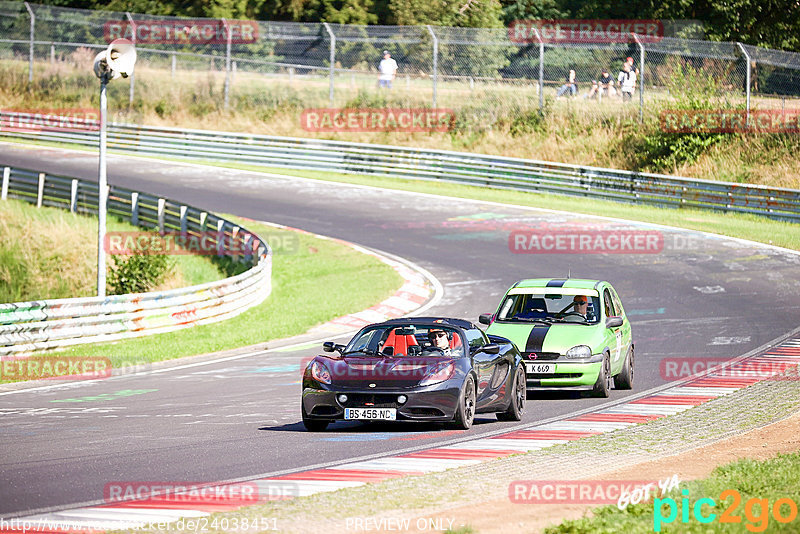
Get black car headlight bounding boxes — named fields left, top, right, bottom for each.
left=310, top=361, right=332, bottom=384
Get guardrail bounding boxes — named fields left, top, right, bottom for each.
left=0, top=164, right=272, bottom=356
left=1, top=112, right=799, bottom=222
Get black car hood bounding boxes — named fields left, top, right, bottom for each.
left=324, top=355, right=451, bottom=389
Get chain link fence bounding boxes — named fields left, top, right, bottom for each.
left=1, top=1, right=799, bottom=123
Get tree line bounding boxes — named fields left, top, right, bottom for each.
left=39, top=0, right=799, bottom=51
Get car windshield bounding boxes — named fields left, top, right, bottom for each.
left=495, top=293, right=601, bottom=325
left=344, top=324, right=465, bottom=357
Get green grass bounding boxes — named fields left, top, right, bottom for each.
left=0, top=198, right=224, bottom=302
left=54, top=218, right=403, bottom=367
left=545, top=452, right=800, bottom=533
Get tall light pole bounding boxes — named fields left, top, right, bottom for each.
left=93, top=38, right=137, bottom=297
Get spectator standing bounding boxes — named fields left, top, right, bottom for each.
left=618, top=63, right=637, bottom=101
left=626, top=56, right=640, bottom=75
left=378, top=50, right=398, bottom=89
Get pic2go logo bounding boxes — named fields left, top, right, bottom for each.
left=654, top=489, right=799, bottom=532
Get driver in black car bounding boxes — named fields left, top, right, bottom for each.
left=428, top=328, right=460, bottom=356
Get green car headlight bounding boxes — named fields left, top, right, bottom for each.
left=565, top=345, right=592, bottom=359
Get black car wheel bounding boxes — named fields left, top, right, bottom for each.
left=591, top=353, right=612, bottom=398
left=613, top=346, right=634, bottom=390
left=302, top=406, right=329, bottom=432
left=453, top=376, right=476, bottom=430
left=497, top=365, right=525, bottom=421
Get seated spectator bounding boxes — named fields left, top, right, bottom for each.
left=585, top=69, right=615, bottom=99
left=556, top=69, right=577, bottom=99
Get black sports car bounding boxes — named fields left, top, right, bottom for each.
left=301, top=318, right=526, bottom=431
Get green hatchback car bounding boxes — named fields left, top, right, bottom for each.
left=479, top=278, right=633, bottom=397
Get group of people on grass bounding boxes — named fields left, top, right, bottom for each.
left=556, top=57, right=639, bottom=101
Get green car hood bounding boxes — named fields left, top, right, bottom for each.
left=487, top=321, right=607, bottom=355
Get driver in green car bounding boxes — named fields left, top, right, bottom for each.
left=573, top=295, right=588, bottom=317
left=561, top=295, right=590, bottom=323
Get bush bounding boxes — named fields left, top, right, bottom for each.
left=509, top=103, right=549, bottom=137
left=631, top=62, right=739, bottom=171
left=107, top=251, right=173, bottom=295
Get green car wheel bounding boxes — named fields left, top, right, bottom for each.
left=591, top=353, right=613, bottom=398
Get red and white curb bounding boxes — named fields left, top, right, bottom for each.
left=5, top=339, right=800, bottom=533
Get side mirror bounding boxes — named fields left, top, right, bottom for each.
left=323, top=342, right=345, bottom=353
left=480, top=343, right=500, bottom=354
left=606, top=317, right=623, bottom=329
left=478, top=313, right=493, bottom=325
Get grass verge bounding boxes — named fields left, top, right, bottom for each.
left=49, top=218, right=403, bottom=368
left=0, top=198, right=224, bottom=302
left=545, top=452, right=800, bottom=533
left=3, top=57, right=800, bottom=188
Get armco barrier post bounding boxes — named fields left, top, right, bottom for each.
left=323, top=22, right=335, bottom=106
left=70, top=179, right=78, bottom=213
left=24, top=2, right=34, bottom=83
left=1, top=167, right=9, bottom=200
left=36, top=173, right=44, bottom=208
left=131, top=191, right=139, bottom=226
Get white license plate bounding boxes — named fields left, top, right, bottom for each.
left=525, top=362, right=555, bottom=374
left=344, top=408, right=397, bottom=420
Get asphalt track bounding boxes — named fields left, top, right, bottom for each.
left=1, top=142, right=799, bottom=518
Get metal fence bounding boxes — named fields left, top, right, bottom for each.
left=1, top=111, right=797, bottom=222
left=0, top=163, right=273, bottom=355
left=1, top=2, right=799, bottom=120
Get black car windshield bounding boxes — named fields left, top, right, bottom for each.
left=344, top=324, right=465, bottom=357
left=496, top=293, right=601, bottom=324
